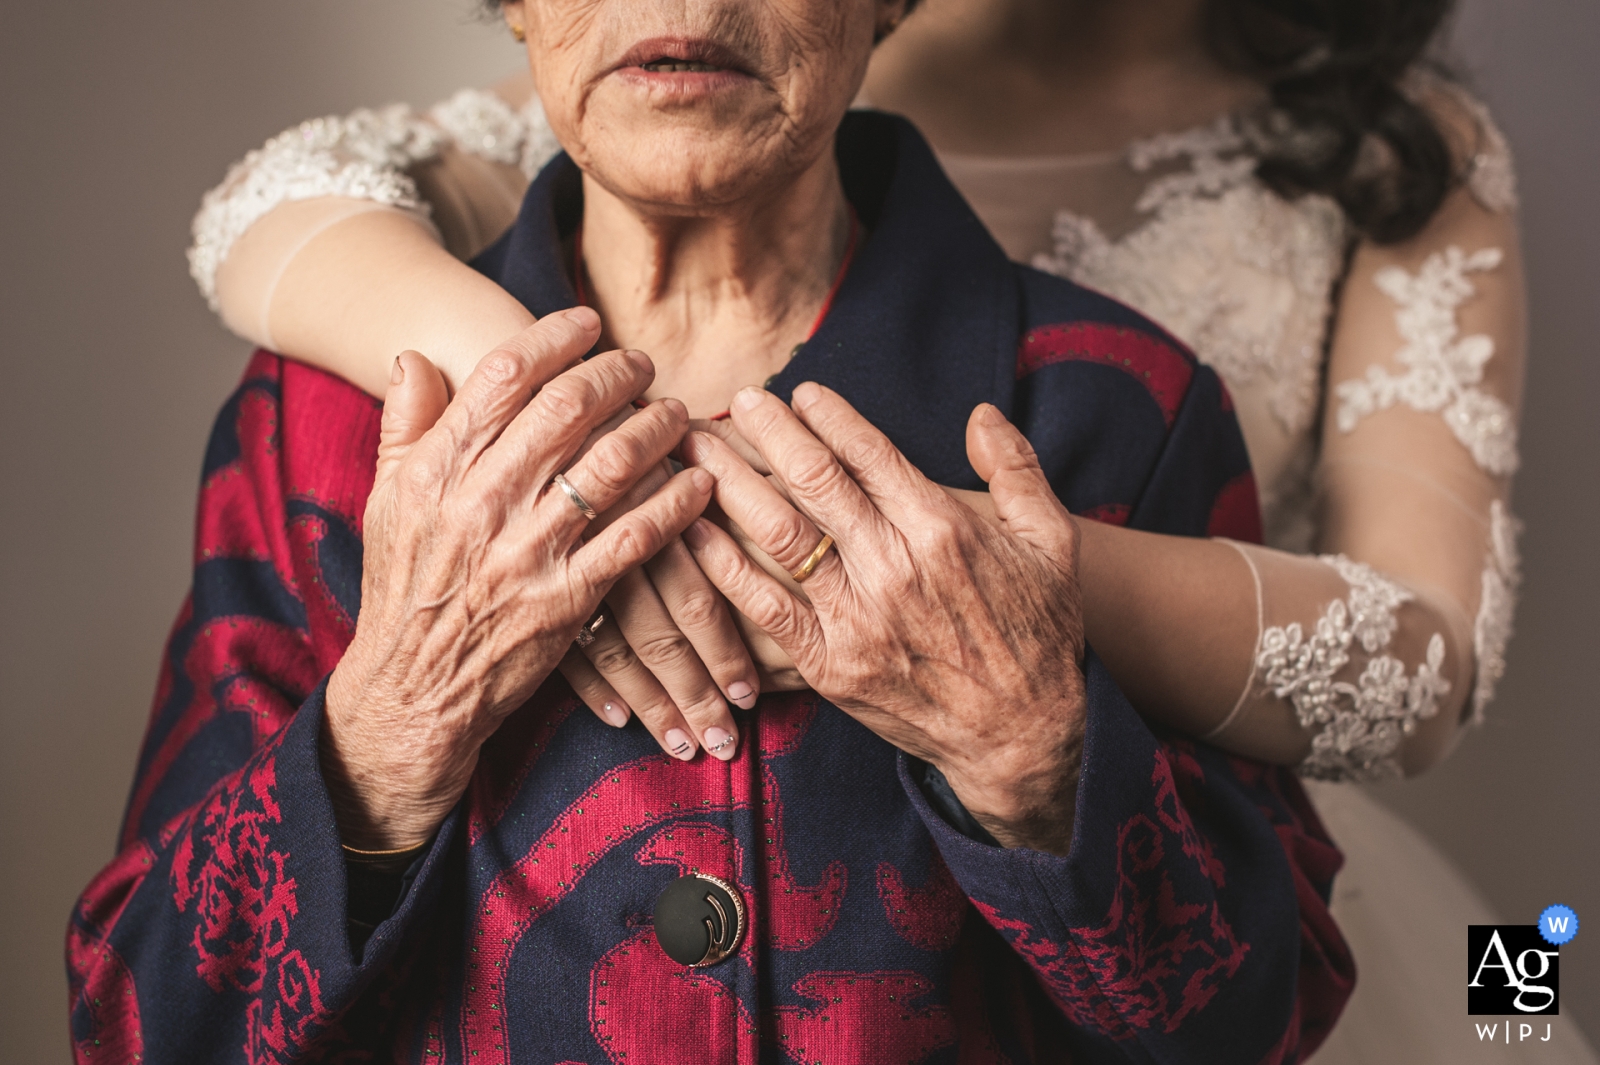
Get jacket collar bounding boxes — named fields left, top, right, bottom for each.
left=473, top=110, right=1018, bottom=486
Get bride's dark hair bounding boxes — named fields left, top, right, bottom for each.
left=1205, top=0, right=1459, bottom=244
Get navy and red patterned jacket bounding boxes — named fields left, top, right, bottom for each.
left=69, top=112, right=1353, bottom=1064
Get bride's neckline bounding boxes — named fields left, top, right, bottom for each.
left=930, top=109, right=1249, bottom=173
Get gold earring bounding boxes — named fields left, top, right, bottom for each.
left=510, top=22, right=527, bottom=42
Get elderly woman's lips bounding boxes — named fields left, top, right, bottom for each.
left=615, top=36, right=751, bottom=75
left=641, top=60, right=723, bottom=73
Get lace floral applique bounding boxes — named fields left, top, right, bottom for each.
left=1335, top=246, right=1518, bottom=476
left=1033, top=114, right=1345, bottom=451
left=1460, top=95, right=1519, bottom=215
left=188, top=104, right=445, bottom=308
left=429, top=88, right=527, bottom=168
left=428, top=89, right=563, bottom=179
left=187, top=89, right=567, bottom=309
left=1256, top=555, right=1449, bottom=782
left=1470, top=500, right=1523, bottom=723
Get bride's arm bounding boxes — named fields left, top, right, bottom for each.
left=191, top=76, right=550, bottom=394
left=1069, top=87, right=1525, bottom=782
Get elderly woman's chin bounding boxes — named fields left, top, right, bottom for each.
left=563, top=90, right=845, bottom=212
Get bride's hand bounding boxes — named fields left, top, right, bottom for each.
left=559, top=416, right=999, bottom=763
left=557, top=419, right=802, bottom=764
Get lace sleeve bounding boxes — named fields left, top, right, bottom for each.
left=1209, top=91, right=1526, bottom=780
left=186, top=88, right=561, bottom=313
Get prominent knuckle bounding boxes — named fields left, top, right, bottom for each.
left=601, top=519, right=656, bottom=568
left=672, top=588, right=724, bottom=632
left=744, top=588, right=798, bottom=641
left=589, top=640, right=641, bottom=676
left=910, top=512, right=961, bottom=552
left=841, top=429, right=894, bottom=472
left=445, top=485, right=499, bottom=533
left=400, top=450, right=446, bottom=496
left=787, top=448, right=847, bottom=497
left=477, top=351, right=523, bottom=386
left=539, top=378, right=598, bottom=427
left=587, top=436, right=646, bottom=494
left=633, top=630, right=697, bottom=669
left=759, top=511, right=814, bottom=564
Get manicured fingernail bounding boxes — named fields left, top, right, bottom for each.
left=690, top=468, right=714, bottom=493
left=732, top=387, right=765, bottom=412
left=681, top=517, right=711, bottom=548
left=662, top=397, right=688, bottom=420
left=625, top=348, right=654, bottom=373
left=791, top=381, right=821, bottom=409
left=977, top=403, right=1004, bottom=425
left=599, top=700, right=630, bottom=728
left=704, top=727, right=738, bottom=760
left=664, top=728, right=696, bottom=760
left=391, top=355, right=405, bottom=385
left=727, top=681, right=756, bottom=709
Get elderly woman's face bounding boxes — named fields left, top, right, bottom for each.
left=508, top=0, right=898, bottom=211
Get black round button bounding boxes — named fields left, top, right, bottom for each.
left=653, top=873, right=745, bottom=967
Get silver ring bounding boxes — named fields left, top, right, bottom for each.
left=552, top=473, right=598, bottom=521
left=574, top=610, right=606, bottom=648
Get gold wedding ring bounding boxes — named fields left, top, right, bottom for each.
left=790, top=534, right=835, bottom=584
left=552, top=473, right=597, bottom=521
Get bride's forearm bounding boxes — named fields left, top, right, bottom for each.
left=217, top=200, right=534, bottom=396
left=1072, top=521, right=1289, bottom=752
left=1077, top=519, right=1472, bottom=776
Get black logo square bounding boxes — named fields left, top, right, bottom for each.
left=1468, top=925, right=1559, bottom=1015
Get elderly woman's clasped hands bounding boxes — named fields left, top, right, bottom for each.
left=323, top=310, right=1088, bottom=859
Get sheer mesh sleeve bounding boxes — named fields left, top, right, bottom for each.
left=1209, top=88, right=1526, bottom=780
left=189, top=85, right=557, bottom=346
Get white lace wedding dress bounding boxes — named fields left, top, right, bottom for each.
left=187, top=84, right=1598, bottom=1060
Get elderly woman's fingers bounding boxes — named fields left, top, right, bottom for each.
left=483, top=346, right=659, bottom=493
left=789, top=383, right=943, bottom=525
left=725, top=387, right=890, bottom=552
left=688, top=416, right=771, bottom=474
left=374, top=350, right=451, bottom=491
left=680, top=431, right=847, bottom=602
left=572, top=466, right=714, bottom=593
left=965, top=403, right=1077, bottom=561
left=680, top=518, right=826, bottom=678
left=436, top=309, right=603, bottom=465
left=579, top=609, right=701, bottom=761
left=537, top=397, right=690, bottom=545
left=557, top=649, right=633, bottom=729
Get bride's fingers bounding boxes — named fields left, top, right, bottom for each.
left=595, top=568, right=743, bottom=761
left=580, top=601, right=702, bottom=762
left=558, top=650, right=631, bottom=729
left=644, top=539, right=761, bottom=711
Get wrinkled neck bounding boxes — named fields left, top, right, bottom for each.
left=575, top=151, right=853, bottom=413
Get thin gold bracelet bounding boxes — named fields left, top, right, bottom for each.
left=342, top=840, right=431, bottom=871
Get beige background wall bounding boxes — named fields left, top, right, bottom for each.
left=1, top=0, right=1594, bottom=1059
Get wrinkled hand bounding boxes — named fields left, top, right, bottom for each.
left=682, top=384, right=1087, bottom=854
left=556, top=451, right=763, bottom=763
left=322, top=310, right=713, bottom=849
